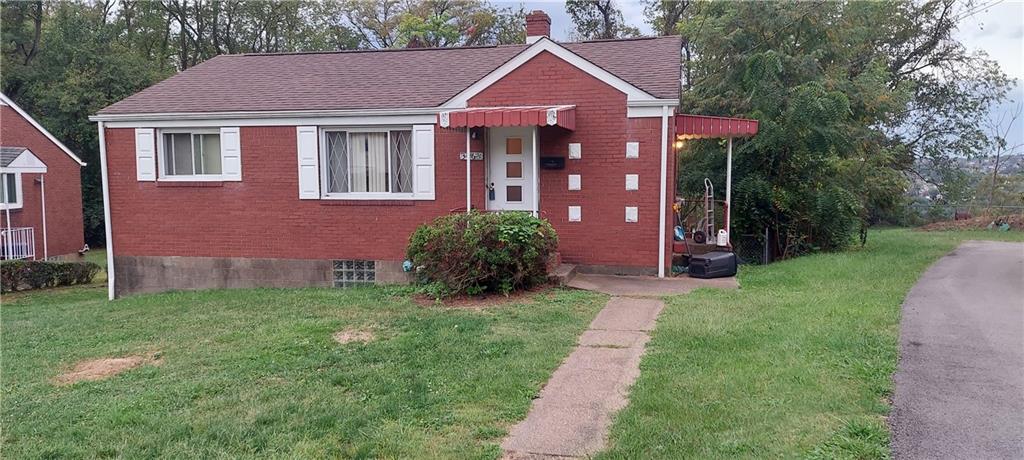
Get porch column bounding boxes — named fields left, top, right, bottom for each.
left=658, top=105, right=669, bottom=278
left=532, top=127, right=539, bottom=217
left=725, top=137, right=733, bottom=241
left=466, top=128, right=471, bottom=214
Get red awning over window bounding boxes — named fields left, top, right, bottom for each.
left=439, top=105, right=576, bottom=130
left=676, top=114, right=759, bottom=139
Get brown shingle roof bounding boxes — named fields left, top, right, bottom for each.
left=98, top=36, right=681, bottom=115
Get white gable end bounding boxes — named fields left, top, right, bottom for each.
left=1, top=148, right=48, bottom=174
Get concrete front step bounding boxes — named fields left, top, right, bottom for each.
left=550, top=263, right=577, bottom=286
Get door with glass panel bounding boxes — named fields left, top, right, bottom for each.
left=487, top=127, right=534, bottom=211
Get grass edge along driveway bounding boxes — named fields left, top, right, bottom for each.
left=2, top=285, right=606, bottom=458
left=598, top=229, right=1024, bottom=459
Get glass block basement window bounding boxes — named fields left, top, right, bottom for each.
left=333, top=260, right=375, bottom=287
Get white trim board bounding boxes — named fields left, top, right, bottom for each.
left=90, top=107, right=441, bottom=123
left=100, top=114, right=439, bottom=129
left=442, top=37, right=660, bottom=108
left=1, top=93, right=86, bottom=166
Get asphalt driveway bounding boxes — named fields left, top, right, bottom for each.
left=891, top=240, right=1024, bottom=459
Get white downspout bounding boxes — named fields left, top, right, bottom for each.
left=4, top=202, right=10, bottom=259
left=658, top=105, right=669, bottom=278
left=532, top=127, right=539, bottom=218
left=726, top=137, right=733, bottom=241
left=97, top=121, right=115, bottom=300
left=40, top=175, right=47, bottom=259
left=466, top=129, right=471, bottom=213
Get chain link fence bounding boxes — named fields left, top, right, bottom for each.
left=732, top=229, right=771, bottom=265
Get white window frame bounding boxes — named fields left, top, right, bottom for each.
left=156, top=128, right=226, bottom=181
left=0, top=173, right=23, bottom=210
left=319, top=126, right=415, bottom=200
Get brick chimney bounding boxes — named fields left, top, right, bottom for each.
left=525, top=10, right=551, bottom=44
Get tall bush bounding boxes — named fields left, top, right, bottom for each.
left=1, top=260, right=101, bottom=293
left=407, top=212, right=558, bottom=297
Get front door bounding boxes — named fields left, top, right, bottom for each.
left=487, top=127, right=534, bottom=211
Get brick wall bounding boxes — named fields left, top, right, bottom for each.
left=469, top=51, right=672, bottom=271
left=105, top=125, right=487, bottom=261
left=0, top=105, right=85, bottom=258
left=106, top=50, right=673, bottom=273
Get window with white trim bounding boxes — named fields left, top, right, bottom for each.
left=322, top=128, right=413, bottom=196
left=159, top=130, right=222, bottom=178
left=0, top=173, right=22, bottom=209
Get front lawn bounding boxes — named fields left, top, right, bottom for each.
left=598, top=229, right=1024, bottom=459
left=2, top=285, right=605, bottom=458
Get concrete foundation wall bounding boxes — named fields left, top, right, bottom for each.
left=114, top=255, right=409, bottom=297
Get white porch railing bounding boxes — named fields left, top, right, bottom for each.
left=1, top=227, right=35, bottom=260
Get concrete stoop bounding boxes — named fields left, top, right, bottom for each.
left=550, top=263, right=577, bottom=286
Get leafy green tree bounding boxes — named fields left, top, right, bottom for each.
left=347, top=0, right=524, bottom=48
left=566, top=0, right=641, bottom=40
left=665, top=0, right=1008, bottom=256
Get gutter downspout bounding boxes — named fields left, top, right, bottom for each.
left=97, top=121, right=115, bottom=300
left=40, top=175, right=47, bottom=259
left=466, top=129, right=471, bottom=213
left=658, top=105, right=669, bottom=278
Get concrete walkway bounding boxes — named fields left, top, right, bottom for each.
left=890, top=240, right=1024, bottom=459
left=502, top=274, right=736, bottom=458
left=501, top=296, right=663, bottom=458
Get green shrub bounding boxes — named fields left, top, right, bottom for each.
left=407, top=211, right=558, bottom=297
left=0, top=260, right=101, bottom=293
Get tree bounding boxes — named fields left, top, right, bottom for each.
left=664, top=0, right=1009, bottom=256
left=346, top=0, right=524, bottom=49
left=984, top=100, right=1024, bottom=207
left=566, top=0, right=641, bottom=40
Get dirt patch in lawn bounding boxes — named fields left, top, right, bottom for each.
left=333, top=328, right=376, bottom=344
left=413, top=285, right=550, bottom=310
left=54, top=352, right=162, bottom=385
left=918, top=214, right=1024, bottom=231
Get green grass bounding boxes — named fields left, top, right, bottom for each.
left=1, top=285, right=606, bottom=458
left=598, top=229, right=1024, bottom=459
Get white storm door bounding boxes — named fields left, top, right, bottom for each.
left=487, top=127, right=534, bottom=211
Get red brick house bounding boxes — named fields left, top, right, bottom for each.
left=1, top=93, right=86, bottom=261
left=92, top=11, right=756, bottom=298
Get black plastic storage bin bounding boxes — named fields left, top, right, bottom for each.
left=688, top=251, right=737, bottom=279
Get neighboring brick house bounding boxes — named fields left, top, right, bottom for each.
left=1, top=93, right=86, bottom=260
left=92, top=10, right=756, bottom=298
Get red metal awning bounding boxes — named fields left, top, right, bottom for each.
left=676, top=114, right=759, bottom=139
left=439, top=105, right=576, bottom=131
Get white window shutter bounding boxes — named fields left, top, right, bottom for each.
left=134, top=128, right=156, bottom=181
left=220, top=127, right=242, bottom=181
left=296, top=126, right=320, bottom=199
left=412, top=124, right=435, bottom=198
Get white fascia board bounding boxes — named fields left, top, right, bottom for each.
left=100, top=113, right=439, bottom=129
left=89, top=106, right=441, bottom=123
left=0, top=93, right=86, bottom=166
left=627, top=103, right=677, bottom=118
left=441, top=37, right=658, bottom=109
